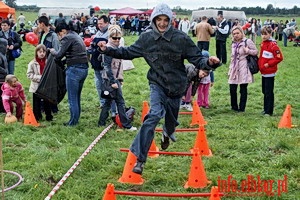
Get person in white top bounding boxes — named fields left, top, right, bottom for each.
left=178, top=17, right=190, bottom=35
left=17, top=13, right=26, bottom=28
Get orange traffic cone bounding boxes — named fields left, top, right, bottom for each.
left=191, top=125, right=212, bottom=157
left=102, top=183, right=116, bottom=200
left=118, top=151, right=144, bottom=185
left=115, top=114, right=123, bottom=128
left=184, top=149, right=210, bottom=189
left=24, top=101, right=40, bottom=127
left=190, top=101, right=207, bottom=126
left=141, top=101, right=149, bottom=122
left=278, top=104, right=294, bottom=128
left=209, top=186, right=221, bottom=200
left=148, top=140, right=159, bottom=158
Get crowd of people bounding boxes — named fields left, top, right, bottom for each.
left=0, top=3, right=290, bottom=174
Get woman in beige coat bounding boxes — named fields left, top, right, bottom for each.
left=228, top=26, right=258, bottom=112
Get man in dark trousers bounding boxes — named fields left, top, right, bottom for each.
left=214, top=12, right=229, bottom=65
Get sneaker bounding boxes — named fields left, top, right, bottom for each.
left=180, top=103, right=186, bottom=110
left=185, top=103, right=193, bottom=111
left=161, top=133, right=170, bottom=150
left=128, top=126, right=137, bottom=131
left=132, top=160, right=145, bottom=175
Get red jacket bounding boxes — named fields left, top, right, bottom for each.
left=258, top=39, right=283, bottom=75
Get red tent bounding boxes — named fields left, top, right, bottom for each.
left=109, top=7, right=144, bottom=16
left=144, top=9, right=153, bottom=16
left=0, top=1, right=15, bottom=19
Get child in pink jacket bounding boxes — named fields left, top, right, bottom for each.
left=1, top=74, right=26, bottom=120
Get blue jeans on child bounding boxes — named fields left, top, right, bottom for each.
left=130, top=84, right=181, bottom=162
left=65, top=64, right=88, bottom=126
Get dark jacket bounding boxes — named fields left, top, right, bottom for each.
left=51, top=31, right=88, bottom=67
left=0, top=38, right=8, bottom=83
left=39, top=31, right=60, bottom=51
left=0, top=30, right=22, bottom=61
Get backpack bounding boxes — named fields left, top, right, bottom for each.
left=244, top=39, right=259, bottom=74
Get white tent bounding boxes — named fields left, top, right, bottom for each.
left=191, top=9, right=247, bottom=24
left=38, top=8, right=90, bottom=23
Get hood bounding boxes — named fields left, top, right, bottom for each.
left=0, top=38, right=7, bottom=55
left=150, top=3, right=173, bottom=33
left=1, top=82, right=10, bottom=91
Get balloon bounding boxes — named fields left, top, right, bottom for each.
left=25, top=32, right=39, bottom=45
left=94, top=6, right=100, bottom=11
left=83, top=38, right=92, bottom=47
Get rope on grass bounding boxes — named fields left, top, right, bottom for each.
left=0, top=170, right=23, bottom=193
left=44, top=123, right=114, bottom=200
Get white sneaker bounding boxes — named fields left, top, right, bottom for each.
left=185, top=103, right=193, bottom=111
left=180, top=104, right=186, bottom=109
left=128, top=126, right=137, bottom=131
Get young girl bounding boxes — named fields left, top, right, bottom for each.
left=98, top=25, right=136, bottom=131
left=1, top=74, right=26, bottom=120
left=197, top=51, right=214, bottom=109
left=27, top=44, right=53, bottom=121
left=258, top=26, right=283, bottom=116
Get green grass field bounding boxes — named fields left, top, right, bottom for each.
left=0, top=11, right=299, bottom=200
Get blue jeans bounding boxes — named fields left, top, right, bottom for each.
left=98, top=81, right=131, bottom=128
left=8, top=60, right=15, bottom=75
left=65, top=64, right=88, bottom=126
left=130, top=84, right=181, bottom=162
left=283, top=32, right=288, bottom=47
left=94, top=69, right=116, bottom=114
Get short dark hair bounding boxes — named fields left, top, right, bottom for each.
left=99, top=15, right=109, bottom=23
left=55, top=22, right=69, bottom=33
left=38, top=16, right=49, bottom=26
left=1, top=20, right=10, bottom=26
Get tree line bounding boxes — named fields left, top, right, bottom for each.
left=4, top=0, right=300, bottom=16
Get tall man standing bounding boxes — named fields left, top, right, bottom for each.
left=195, top=16, right=214, bottom=52
left=214, top=13, right=229, bottom=65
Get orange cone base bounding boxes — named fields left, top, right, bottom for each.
left=148, top=140, right=159, bottom=158
left=118, top=151, right=144, bottom=185
left=184, top=150, right=211, bottom=189
left=24, top=101, right=40, bottom=127
left=190, top=148, right=213, bottom=157
left=184, top=180, right=212, bottom=189
left=278, top=104, right=294, bottom=129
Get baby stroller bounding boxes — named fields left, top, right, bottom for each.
left=293, top=36, right=300, bottom=47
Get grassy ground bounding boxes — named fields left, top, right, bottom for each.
left=1, top=11, right=299, bottom=200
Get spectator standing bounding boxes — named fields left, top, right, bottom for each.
left=17, top=13, right=26, bottom=28
left=214, top=13, right=229, bottom=65
left=49, top=23, right=89, bottom=126
left=195, top=16, right=214, bottom=51
left=178, top=17, right=190, bottom=35
left=54, top=13, right=66, bottom=27
left=228, top=26, right=258, bottom=112
left=27, top=44, right=53, bottom=121
left=258, top=26, right=283, bottom=116
left=0, top=20, right=22, bottom=75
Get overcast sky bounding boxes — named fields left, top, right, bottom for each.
left=16, top=0, right=299, bottom=10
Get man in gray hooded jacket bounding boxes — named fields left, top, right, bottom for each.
left=98, top=3, right=220, bottom=174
